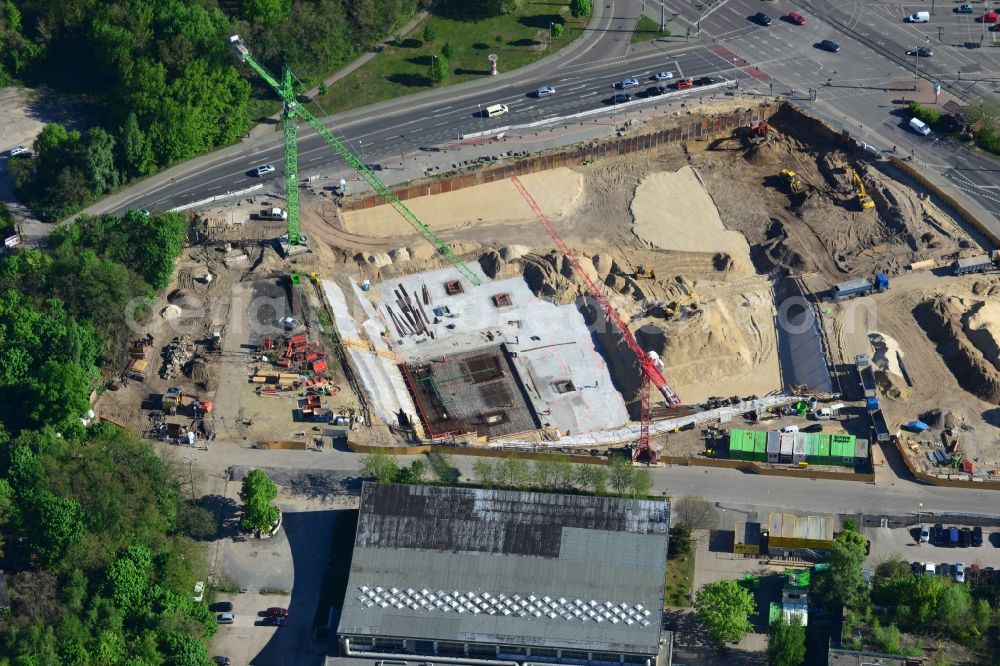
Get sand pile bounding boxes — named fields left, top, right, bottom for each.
left=630, top=166, right=753, bottom=277
left=869, top=331, right=911, bottom=401
left=965, top=301, right=1000, bottom=369
left=914, top=295, right=1000, bottom=403
left=341, top=168, right=585, bottom=237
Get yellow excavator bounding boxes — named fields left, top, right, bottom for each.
left=780, top=168, right=805, bottom=194
left=850, top=169, right=875, bottom=210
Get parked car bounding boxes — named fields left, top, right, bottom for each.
left=535, top=85, right=556, bottom=97
left=675, top=78, right=694, bottom=90
left=7, top=145, right=28, bottom=157
left=973, top=526, right=983, bottom=546
left=644, top=86, right=666, bottom=97
left=907, top=46, right=933, bottom=57
left=960, top=527, right=972, bottom=547
left=803, top=423, right=824, bottom=433
left=919, top=524, right=931, bottom=543
left=924, top=562, right=936, bottom=575
left=753, top=12, right=773, bottom=26
left=213, top=658, right=231, bottom=666
left=606, top=93, right=632, bottom=104
left=654, top=71, right=674, bottom=81
left=949, top=526, right=960, bottom=547
left=254, top=163, right=276, bottom=177
left=955, top=3, right=974, bottom=13
left=210, top=602, right=234, bottom=613
left=933, top=523, right=945, bottom=545
left=696, top=76, right=719, bottom=86
left=991, top=23, right=1000, bottom=31
left=262, top=615, right=287, bottom=627
left=216, top=612, right=236, bottom=624
left=818, top=40, right=841, bottom=53
left=954, top=562, right=966, bottom=582
left=787, top=12, right=806, bottom=25
left=616, top=78, right=639, bottom=89
left=780, top=425, right=800, bottom=434
left=266, top=607, right=289, bottom=618
left=976, top=11, right=999, bottom=22
left=936, top=562, right=951, bottom=577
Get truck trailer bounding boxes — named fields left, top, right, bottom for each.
left=855, top=355, right=877, bottom=399
left=832, top=273, right=889, bottom=300
left=952, top=251, right=999, bottom=276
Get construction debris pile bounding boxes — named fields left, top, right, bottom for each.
left=385, top=281, right=436, bottom=338
left=160, top=335, right=196, bottom=380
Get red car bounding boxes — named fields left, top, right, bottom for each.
left=976, top=11, right=998, bottom=22
left=787, top=12, right=806, bottom=25
left=266, top=607, right=289, bottom=618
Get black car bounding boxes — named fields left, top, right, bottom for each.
left=907, top=46, right=933, bottom=57
left=263, top=615, right=287, bottom=627
left=753, top=12, right=773, bottom=25
left=213, top=658, right=231, bottom=666
left=209, top=601, right=233, bottom=613
left=644, top=86, right=666, bottom=97
left=960, top=527, right=972, bottom=547
left=606, top=93, right=631, bottom=104
left=933, top=523, right=946, bottom=546
left=972, top=526, right=983, bottom=547
left=803, top=423, right=824, bottom=433
left=818, top=40, right=841, bottom=53
left=911, top=561, right=922, bottom=576
left=697, top=76, right=719, bottom=86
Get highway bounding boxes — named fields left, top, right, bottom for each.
left=102, top=0, right=1000, bottom=229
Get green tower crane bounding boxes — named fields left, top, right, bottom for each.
left=228, top=35, right=480, bottom=286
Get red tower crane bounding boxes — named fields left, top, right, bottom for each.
left=509, top=176, right=681, bottom=464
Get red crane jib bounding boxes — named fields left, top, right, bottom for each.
left=509, top=176, right=680, bottom=406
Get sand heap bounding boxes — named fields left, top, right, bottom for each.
left=869, top=331, right=912, bottom=401
left=915, top=294, right=1000, bottom=404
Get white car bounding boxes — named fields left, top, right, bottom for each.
left=919, top=524, right=930, bottom=543
left=7, top=145, right=28, bottom=157
left=924, top=562, right=935, bottom=576
left=653, top=71, right=674, bottom=81
left=536, top=85, right=556, bottom=97
left=254, top=163, right=276, bottom=177
left=955, top=562, right=965, bottom=583
left=617, top=78, right=639, bottom=89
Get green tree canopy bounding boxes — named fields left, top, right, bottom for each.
left=33, top=490, right=86, bottom=565
left=694, top=580, right=756, bottom=644
left=239, top=469, right=280, bottom=532
left=768, top=615, right=806, bottom=666
left=360, top=449, right=402, bottom=483
left=571, top=0, right=593, bottom=18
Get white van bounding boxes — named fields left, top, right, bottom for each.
left=909, top=117, right=932, bottom=136
left=907, top=11, right=930, bottom=23
left=484, top=104, right=509, bottom=118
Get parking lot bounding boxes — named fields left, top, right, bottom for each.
left=865, top=522, right=1000, bottom=575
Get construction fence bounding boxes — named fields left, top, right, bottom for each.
left=894, top=437, right=1000, bottom=490
left=342, top=103, right=780, bottom=211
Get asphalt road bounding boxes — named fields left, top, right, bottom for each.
left=102, top=0, right=999, bottom=229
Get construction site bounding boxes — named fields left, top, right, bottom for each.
left=92, top=89, right=1000, bottom=476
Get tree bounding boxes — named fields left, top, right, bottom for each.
left=318, top=82, right=329, bottom=97
left=571, top=0, right=593, bottom=18
left=241, top=0, right=292, bottom=27
left=574, top=464, right=607, bottom=495
left=608, top=455, right=634, bottom=494
left=814, top=541, right=866, bottom=610
left=119, top=112, right=155, bottom=177
left=175, top=502, right=216, bottom=540
left=965, top=95, right=1000, bottom=133
left=396, top=460, right=425, bottom=484
left=428, top=452, right=459, bottom=483
left=472, top=459, right=495, bottom=487
left=908, top=102, right=940, bottom=126
left=871, top=619, right=902, bottom=654
left=105, top=545, right=153, bottom=615
left=551, top=23, right=564, bottom=39
left=674, top=496, right=719, bottom=530
left=239, top=469, right=280, bottom=532
left=630, top=466, right=653, bottom=498
left=423, top=24, right=436, bottom=43
left=768, top=615, right=806, bottom=666
left=441, top=42, right=455, bottom=59
left=33, top=491, right=86, bottom=566
left=431, top=54, right=449, bottom=84
left=694, top=580, right=756, bottom=644
left=668, top=524, right=692, bottom=558
left=359, top=449, right=401, bottom=483
left=495, top=456, right=530, bottom=488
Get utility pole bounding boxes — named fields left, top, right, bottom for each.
left=478, top=103, right=484, bottom=141
left=660, top=2, right=665, bottom=32
left=931, top=0, right=935, bottom=15
left=549, top=22, right=553, bottom=52
left=188, top=459, right=196, bottom=501
left=913, top=46, right=919, bottom=91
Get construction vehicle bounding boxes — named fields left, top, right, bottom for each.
left=850, top=168, right=875, bottom=210
left=951, top=250, right=999, bottom=276
left=259, top=207, right=288, bottom=220
left=634, top=266, right=656, bottom=280
left=510, top=176, right=680, bottom=465
left=831, top=274, right=889, bottom=300
left=780, top=168, right=804, bottom=194
left=228, top=35, right=480, bottom=286
left=162, top=387, right=183, bottom=414
left=748, top=120, right=770, bottom=144
left=211, top=328, right=222, bottom=351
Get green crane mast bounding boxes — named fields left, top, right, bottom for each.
left=228, top=35, right=480, bottom=286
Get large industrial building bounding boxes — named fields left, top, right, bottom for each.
left=337, top=483, right=671, bottom=666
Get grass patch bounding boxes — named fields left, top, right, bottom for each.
left=664, top=548, right=695, bottom=607
left=313, top=509, right=359, bottom=628
left=631, top=15, right=670, bottom=43
left=305, top=2, right=590, bottom=116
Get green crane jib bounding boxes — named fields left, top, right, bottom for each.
left=228, top=35, right=480, bottom=285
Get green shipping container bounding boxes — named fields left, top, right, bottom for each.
left=728, top=429, right=744, bottom=459
left=740, top=430, right=754, bottom=461
left=753, top=432, right=767, bottom=462
left=816, top=436, right=831, bottom=466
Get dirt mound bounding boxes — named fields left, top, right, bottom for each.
left=743, top=142, right=780, bottom=166
left=914, top=296, right=1000, bottom=403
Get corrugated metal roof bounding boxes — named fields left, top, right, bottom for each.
left=339, top=483, right=669, bottom=654
left=768, top=513, right=835, bottom=542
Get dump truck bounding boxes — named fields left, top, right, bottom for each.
left=259, top=207, right=288, bottom=220
left=780, top=168, right=805, bottom=194
left=831, top=274, right=889, bottom=300
left=855, top=355, right=877, bottom=398
left=952, top=251, right=999, bottom=276
left=870, top=409, right=891, bottom=442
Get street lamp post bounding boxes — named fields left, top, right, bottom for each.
left=913, top=45, right=919, bottom=91
left=917, top=502, right=923, bottom=525
left=549, top=22, right=553, bottom=52
left=478, top=103, right=484, bottom=143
